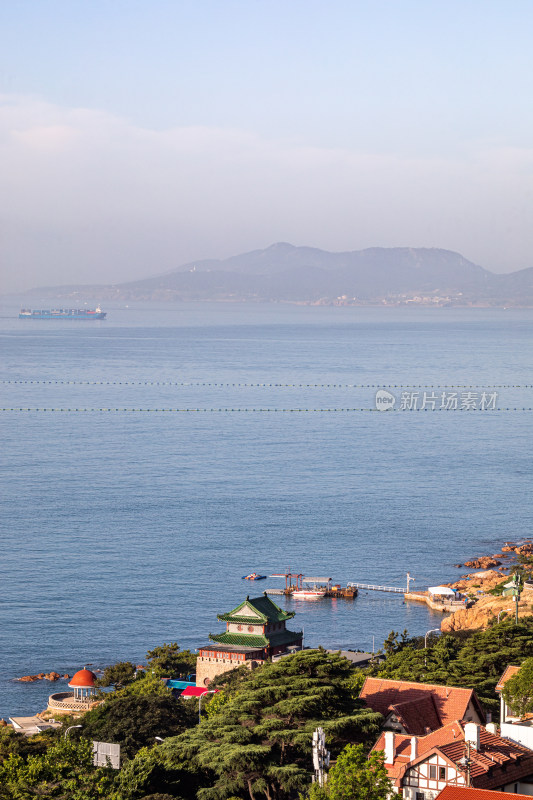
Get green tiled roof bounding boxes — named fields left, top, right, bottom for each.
left=209, top=632, right=268, bottom=647
left=267, top=629, right=303, bottom=647
left=217, top=594, right=295, bottom=624
left=208, top=628, right=303, bottom=649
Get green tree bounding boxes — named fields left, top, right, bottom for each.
left=502, top=656, right=533, bottom=718
left=96, top=661, right=137, bottom=688
left=369, top=619, right=533, bottom=719
left=151, top=649, right=383, bottom=800
left=146, top=644, right=197, bottom=677
left=326, top=744, right=391, bottom=800
left=0, top=737, right=114, bottom=799
left=81, top=693, right=196, bottom=759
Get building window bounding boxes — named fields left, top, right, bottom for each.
left=237, top=625, right=243, bottom=631
left=429, top=765, right=437, bottom=780
left=416, top=793, right=425, bottom=800
left=248, top=625, right=254, bottom=632
left=439, top=767, right=446, bottom=781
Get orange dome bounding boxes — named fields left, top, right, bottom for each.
left=68, top=668, right=97, bottom=688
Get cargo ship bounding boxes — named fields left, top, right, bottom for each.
left=19, top=307, right=106, bottom=319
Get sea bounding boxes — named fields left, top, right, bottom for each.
left=1, top=299, right=532, bottom=719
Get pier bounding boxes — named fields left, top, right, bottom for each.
left=348, top=582, right=406, bottom=594
left=265, top=572, right=357, bottom=598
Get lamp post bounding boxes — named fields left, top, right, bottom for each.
left=498, top=608, right=514, bottom=623
left=424, top=628, right=441, bottom=667
left=64, top=724, right=82, bottom=740
left=154, top=736, right=164, bottom=743
left=424, top=628, right=441, bottom=648
left=198, top=690, right=217, bottom=724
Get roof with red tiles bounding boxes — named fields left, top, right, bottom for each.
left=372, top=720, right=465, bottom=782
left=438, top=727, right=533, bottom=790
left=360, top=677, right=485, bottom=732
left=437, top=788, right=532, bottom=799
left=373, top=721, right=533, bottom=791
left=495, top=665, right=520, bottom=692
left=389, top=694, right=442, bottom=735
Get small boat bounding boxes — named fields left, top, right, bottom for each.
left=291, top=589, right=327, bottom=599
left=242, top=573, right=267, bottom=580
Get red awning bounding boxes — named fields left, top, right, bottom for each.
left=180, top=686, right=218, bottom=698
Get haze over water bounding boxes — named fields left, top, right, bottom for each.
left=1, top=301, right=532, bottom=718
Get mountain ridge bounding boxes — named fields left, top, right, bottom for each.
left=20, top=243, right=533, bottom=306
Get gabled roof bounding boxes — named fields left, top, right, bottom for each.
left=388, top=694, right=442, bottom=736
left=374, top=721, right=533, bottom=791
left=438, top=727, right=533, bottom=789
left=360, top=677, right=485, bottom=732
left=372, top=720, right=465, bottom=783
left=437, top=788, right=533, bottom=800
left=217, top=594, right=295, bottom=624
left=495, top=665, right=520, bottom=692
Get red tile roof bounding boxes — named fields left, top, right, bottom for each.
left=439, top=727, right=533, bottom=790
left=373, top=721, right=533, bottom=791
left=390, top=694, right=442, bottom=735
left=437, top=789, right=532, bottom=800
left=360, top=677, right=485, bottom=732
left=495, top=665, right=520, bottom=692
left=372, top=720, right=465, bottom=782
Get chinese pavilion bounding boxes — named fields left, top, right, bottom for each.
left=196, top=593, right=303, bottom=687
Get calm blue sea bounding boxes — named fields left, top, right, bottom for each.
left=1, top=299, right=532, bottom=718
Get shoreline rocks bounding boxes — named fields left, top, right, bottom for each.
left=15, top=672, right=68, bottom=683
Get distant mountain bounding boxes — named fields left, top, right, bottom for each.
left=22, top=243, right=533, bottom=306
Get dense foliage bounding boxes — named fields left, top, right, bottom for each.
left=502, top=656, right=533, bottom=718
left=115, top=649, right=383, bottom=800
left=0, top=737, right=114, bottom=799
left=4, top=620, right=533, bottom=800
left=81, top=693, right=196, bottom=759
left=305, top=744, right=391, bottom=800
left=96, top=661, right=137, bottom=688
left=369, top=618, right=533, bottom=716
left=146, top=644, right=197, bottom=678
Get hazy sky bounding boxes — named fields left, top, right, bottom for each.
left=2, top=0, right=533, bottom=292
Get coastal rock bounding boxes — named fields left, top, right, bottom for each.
left=450, top=569, right=506, bottom=594
left=17, top=675, right=39, bottom=682
left=517, top=543, right=533, bottom=555
left=502, top=545, right=515, bottom=552
left=463, top=557, right=502, bottom=569
left=454, top=564, right=463, bottom=568
left=45, top=672, right=60, bottom=681
left=63, top=674, right=70, bottom=680
left=441, top=595, right=528, bottom=633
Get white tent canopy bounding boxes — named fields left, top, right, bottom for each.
left=428, top=585, right=456, bottom=596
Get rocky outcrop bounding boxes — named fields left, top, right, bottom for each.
left=463, top=557, right=502, bottom=569
left=450, top=569, right=506, bottom=594
left=441, top=594, right=529, bottom=632
left=16, top=671, right=65, bottom=682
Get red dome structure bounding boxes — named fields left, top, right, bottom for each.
left=68, top=669, right=97, bottom=700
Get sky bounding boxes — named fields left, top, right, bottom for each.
left=1, top=0, right=533, bottom=292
